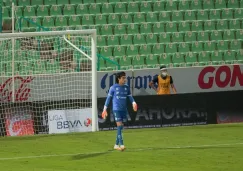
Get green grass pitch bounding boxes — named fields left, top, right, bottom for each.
left=0, top=123, right=243, bottom=171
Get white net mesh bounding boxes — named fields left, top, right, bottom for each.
left=0, top=31, right=96, bottom=136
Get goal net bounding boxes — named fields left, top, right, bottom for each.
left=0, top=30, right=98, bottom=137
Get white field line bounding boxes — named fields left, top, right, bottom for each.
left=0, top=142, right=242, bottom=161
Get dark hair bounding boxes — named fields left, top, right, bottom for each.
left=115, top=72, right=126, bottom=83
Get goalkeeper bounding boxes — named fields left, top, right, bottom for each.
left=102, top=72, right=137, bottom=151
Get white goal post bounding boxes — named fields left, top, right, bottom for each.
left=0, top=30, right=98, bottom=136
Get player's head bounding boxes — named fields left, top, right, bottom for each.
left=115, top=72, right=126, bottom=85
left=160, top=65, right=168, bottom=77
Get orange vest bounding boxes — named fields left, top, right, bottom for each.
left=157, top=75, right=171, bottom=95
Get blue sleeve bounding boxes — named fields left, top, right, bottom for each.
left=104, top=86, right=114, bottom=107
left=127, top=86, right=135, bottom=103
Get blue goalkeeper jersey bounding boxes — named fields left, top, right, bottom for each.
left=104, top=84, right=135, bottom=112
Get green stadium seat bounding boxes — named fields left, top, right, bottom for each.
left=114, top=2, right=126, bottom=13
left=166, top=0, right=177, bottom=11
left=153, top=22, right=165, bottom=34
left=198, top=51, right=211, bottom=65
left=18, top=0, right=30, bottom=6
left=127, top=2, right=139, bottom=13
left=98, top=57, right=107, bottom=71
left=172, top=53, right=185, bottom=67
left=191, top=21, right=203, bottom=31
left=120, top=13, right=133, bottom=24
left=146, top=12, right=158, bottom=23
left=159, top=53, right=172, bottom=67
left=63, top=4, right=76, bottom=16
left=241, top=0, right=243, bottom=8
left=211, top=51, right=224, bottom=65
left=90, top=25, right=101, bottom=35
left=100, top=46, right=113, bottom=58
left=140, top=23, right=153, bottom=34
left=159, top=32, right=171, bottom=43
left=184, top=10, right=196, bottom=21
left=14, top=6, right=23, bottom=17
left=197, top=10, right=208, bottom=20
left=178, top=0, right=190, bottom=10
left=223, top=30, right=235, bottom=40
left=153, top=1, right=165, bottom=12
left=191, top=0, right=202, bottom=10
left=140, top=1, right=152, bottom=12
left=230, top=40, right=242, bottom=51
left=101, top=24, right=113, bottom=35
left=109, top=0, right=120, bottom=2
left=133, top=55, right=145, bottom=69
left=127, top=23, right=139, bottom=34
left=204, top=20, right=216, bottom=31
left=215, top=0, right=226, bottom=9
left=118, top=56, right=133, bottom=70
left=57, top=0, right=68, bottom=5
left=224, top=50, right=236, bottom=64
left=185, top=31, right=197, bottom=42
left=108, top=13, right=120, bottom=24
left=133, top=12, right=146, bottom=23
left=55, top=16, right=68, bottom=28
left=133, top=34, right=146, bottom=45
left=209, top=9, right=221, bottom=20
left=165, top=43, right=177, bottom=53
left=114, top=24, right=126, bottom=35
left=202, top=0, right=214, bottom=9
left=165, top=22, right=177, bottom=32
left=204, top=41, right=216, bottom=51
left=216, top=19, right=228, bottom=30
left=127, top=45, right=139, bottom=57
left=97, top=35, right=107, bottom=47
left=29, top=16, right=42, bottom=27
left=172, top=32, right=184, bottom=43
left=139, top=44, right=152, bottom=56
left=171, top=11, right=183, bottom=22
left=229, top=19, right=241, bottom=30
left=146, top=54, right=159, bottom=68
left=107, top=35, right=120, bottom=46
left=3, top=7, right=10, bottom=18
left=37, top=5, right=49, bottom=16
left=82, top=14, right=94, bottom=25
left=95, top=14, right=107, bottom=25
left=152, top=43, right=165, bottom=55
left=44, top=0, right=56, bottom=5
left=101, top=3, right=113, bottom=14
left=50, top=5, right=62, bottom=16
left=146, top=33, right=158, bottom=44
left=191, top=41, right=204, bottom=52
left=234, top=8, right=243, bottom=19
left=89, top=3, right=101, bottom=15
left=217, top=40, right=229, bottom=51
left=113, top=45, right=126, bottom=57
left=42, top=16, right=55, bottom=28
left=158, top=11, right=171, bottom=22
left=236, top=29, right=243, bottom=39
left=24, top=6, right=36, bottom=17
left=178, top=42, right=190, bottom=53
left=236, top=49, right=243, bottom=63
left=120, top=34, right=133, bottom=45
left=228, top=0, right=240, bottom=8
left=211, top=30, right=223, bottom=41
left=69, top=15, right=81, bottom=26
left=222, top=9, right=233, bottom=20
left=198, top=31, right=210, bottom=41
left=76, top=4, right=89, bottom=15
left=83, top=0, right=94, bottom=3
left=185, top=52, right=198, bottom=66
left=178, top=21, right=190, bottom=32
left=96, top=0, right=108, bottom=3
left=3, top=0, right=17, bottom=6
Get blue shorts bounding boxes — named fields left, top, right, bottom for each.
left=113, top=110, right=127, bottom=122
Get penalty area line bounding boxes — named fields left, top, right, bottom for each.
left=0, top=142, right=242, bottom=161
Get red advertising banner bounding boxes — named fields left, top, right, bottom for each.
left=5, top=107, right=34, bottom=136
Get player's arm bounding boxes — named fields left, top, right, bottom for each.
left=170, top=76, right=177, bottom=94
left=149, top=77, right=158, bottom=92
left=127, top=86, right=138, bottom=112
left=102, top=86, right=114, bottom=119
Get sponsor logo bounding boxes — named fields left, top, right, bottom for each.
left=198, top=65, right=243, bottom=89
left=84, top=118, right=92, bottom=127
left=100, top=73, right=158, bottom=93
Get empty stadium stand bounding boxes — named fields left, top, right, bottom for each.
left=1, top=0, right=243, bottom=73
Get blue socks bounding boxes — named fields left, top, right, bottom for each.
left=116, top=125, right=124, bottom=145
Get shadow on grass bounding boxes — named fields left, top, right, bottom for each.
left=71, top=150, right=113, bottom=160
